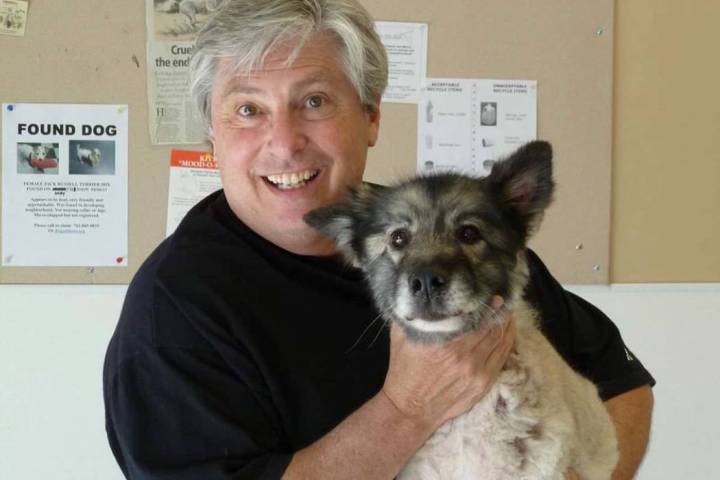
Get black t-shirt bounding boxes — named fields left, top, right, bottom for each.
left=103, top=190, right=654, bottom=479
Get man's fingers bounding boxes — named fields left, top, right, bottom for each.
left=483, top=316, right=516, bottom=372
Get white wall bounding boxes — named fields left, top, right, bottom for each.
left=1, top=283, right=719, bottom=479
left=0, top=285, right=127, bottom=480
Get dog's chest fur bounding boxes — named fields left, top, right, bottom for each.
left=397, top=300, right=618, bottom=480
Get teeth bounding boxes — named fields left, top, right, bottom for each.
left=266, top=169, right=318, bottom=189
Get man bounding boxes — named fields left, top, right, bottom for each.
left=104, top=1, right=654, bottom=478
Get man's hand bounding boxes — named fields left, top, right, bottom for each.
left=285, top=298, right=516, bottom=480
left=381, top=296, right=516, bottom=432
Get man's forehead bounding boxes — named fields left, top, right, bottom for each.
left=217, top=67, right=335, bottom=92
left=215, top=34, right=342, bottom=78
left=214, top=48, right=344, bottom=98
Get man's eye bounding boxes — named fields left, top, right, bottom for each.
left=237, top=104, right=258, bottom=117
left=305, top=95, right=325, bottom=109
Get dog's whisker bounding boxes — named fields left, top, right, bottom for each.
left=368, top=316, right=391, bottom=348
left=474, top=300, right=511, bottom=350
left=345, top=307, right=392, bottom=354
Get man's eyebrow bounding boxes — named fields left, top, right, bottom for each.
left=219, top=81, right=267, bottom=99
left=291, top=75, right=333, bottom=91
left=220, top=72, right=335, bottom=98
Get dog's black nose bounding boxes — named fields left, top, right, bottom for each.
left=409, top=270, right=447, bottom=297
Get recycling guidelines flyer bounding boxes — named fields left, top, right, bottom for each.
left=417, top=78, right=537, bottom=176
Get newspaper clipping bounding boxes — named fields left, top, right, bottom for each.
left=145, top=0, right=219, bottom=145
left=1, top=103, right=129, bottom=267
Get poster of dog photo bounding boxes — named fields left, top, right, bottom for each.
left=17, top=142, right=59, bottom=174
left=69, top=140, right=115, bottom=175
left=152, top=0, right=220, bottom=40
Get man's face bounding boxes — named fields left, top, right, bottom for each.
left=210, top=35, right=380, bottom=256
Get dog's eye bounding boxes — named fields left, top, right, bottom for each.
left=457, top=225, right=482, bottom=245
left=390, top=229, right=411, bottom=249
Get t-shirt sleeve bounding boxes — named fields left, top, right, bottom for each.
left=522, top=249, right=656, bottom=401
left=104, top=285, right=292, bottom=479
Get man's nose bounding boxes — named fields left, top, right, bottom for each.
left=266, top=110, right=308, bottom=158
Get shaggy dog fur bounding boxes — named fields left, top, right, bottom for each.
left=306, top=141, right=618, bottom=479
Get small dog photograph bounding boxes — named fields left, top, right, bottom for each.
left=17, top=142, right=59, bottom=174
left=69, top=140, right=115, bottom=175
left=306, top=141, right=618, bottom=479
left=153, top=0, right=220, bottom=40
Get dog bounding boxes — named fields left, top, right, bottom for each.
left=305, top=141, right=618, bottom=479
left=18, top=143, right=58, bottom=172
left=76, top=144, right=102, bottom=168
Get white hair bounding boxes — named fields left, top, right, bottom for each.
left=189, top=0, right=388, bottom=135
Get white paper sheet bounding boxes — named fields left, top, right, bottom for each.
left=166, top=149, right=221, bottom=236
left=376, top=21, right=428, bottom=104
left=1, top=103, right=129, bottom=267
left=417, top=78, right=537, bottom=176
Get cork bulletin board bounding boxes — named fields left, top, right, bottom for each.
left=0, top=0, right=614, bottom=284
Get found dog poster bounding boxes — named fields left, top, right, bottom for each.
left=375, top=21, right=428, bottom=104
left=417, top=79, right=537, bottom=176
left=1, top=103, right=129, bottom=267
left=0, top=0, right=28, bottom=36
left=166, top=149, right=220, bottom=236
left=145, top=0, right=216, bottom=145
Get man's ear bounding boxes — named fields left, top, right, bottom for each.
left=304, top=183, right=381, bottom=265
left=366, top=102, right=381, bottom=147
left=486, top=140, right=555, bottom=237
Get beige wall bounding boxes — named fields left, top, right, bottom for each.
left=0, top=1, right=716, bottom=283
left=613, top=0, right=720, bottom=282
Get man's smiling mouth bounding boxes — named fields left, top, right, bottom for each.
left=263, top=169, right=320, bottom=190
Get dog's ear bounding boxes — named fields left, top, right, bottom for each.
left=486, top=140, right=555, bottom=238
left=304, top=183, right=381, bottom=266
